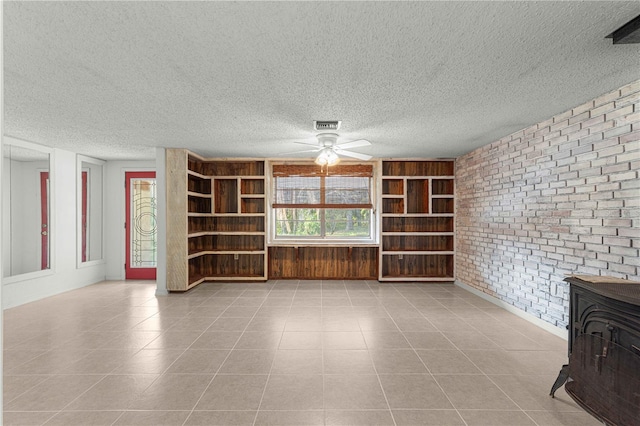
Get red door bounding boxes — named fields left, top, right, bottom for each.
left=81, top=171, right=88, bottom=262
left=125, top=172, right=157, bottom=279
left=40, top=172, right=49, bottom=270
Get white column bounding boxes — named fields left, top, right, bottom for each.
left=155, top=147, right=168, bottom=296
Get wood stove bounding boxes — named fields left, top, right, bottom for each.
left=550, top=275, right=640, bottom=426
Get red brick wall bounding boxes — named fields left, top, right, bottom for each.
left=455, top=80, right=640, bottom=328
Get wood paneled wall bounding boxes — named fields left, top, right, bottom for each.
left=269, top=246, right=378, bottom=279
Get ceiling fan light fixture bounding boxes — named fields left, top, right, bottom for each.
left=314, top=154, right=327, bottom=166
left=327, top=150, right=340, bottom=166
left=315, top=148, right=340, bottom=166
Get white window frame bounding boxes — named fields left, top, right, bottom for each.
left=267, top=161, right=379, bottom=246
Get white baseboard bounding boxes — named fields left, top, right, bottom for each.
left=455, top=280, right=568, bottom=340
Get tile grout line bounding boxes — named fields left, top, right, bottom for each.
left=320, top=280, right=328, bottom=423
left=392, top=281, right=471, bottom=426
left=363, top=280, right=399, bottom=426
left=250, top=279, right=299, bottom=426
left=398, top=282, right=543, bottom=426
left=3, top=280, right=581, bottom=426
left=181, top=284, right=269, bottom=426
left=72, top=284, right=232, bottom=425
left=12, top=286, right=166, bottom=423
left=320, top=280, right=330, bottom=424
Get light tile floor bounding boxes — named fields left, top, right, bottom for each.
left=3, top=280, right=602, bottom=426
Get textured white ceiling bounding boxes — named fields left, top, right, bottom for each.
left=4, top=1, right=640, bottom=160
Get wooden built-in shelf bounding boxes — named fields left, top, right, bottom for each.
left=169, top=154, right=456, bottom=287
left=166, top=149, right=268, bottom=291
left=188, top=216, right=265, bottom=233
left=379, top=160, right=455, bottom=282
left=382, top=216, right=454, bottom=233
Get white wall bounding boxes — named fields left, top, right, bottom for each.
left=3, top=147, right=106, bottom=309
left=2, top=151, right=157, bottom=307
left=104, top=160, right=156, bottom=280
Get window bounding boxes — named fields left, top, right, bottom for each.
left=3, top=138, right=53, bottom=280
left=272, top=164, right=375, bottom=242
left=77, top=155, right=105, bottom=267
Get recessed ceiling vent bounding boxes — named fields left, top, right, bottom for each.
left=314, top=120, right=341, bottom=131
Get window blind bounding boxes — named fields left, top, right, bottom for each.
left=272, top=164, right=373, bottom=209
left=272, top=164, right=373, bottom=177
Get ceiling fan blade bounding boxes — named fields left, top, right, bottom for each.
left=277, top=148, right=321, bottom=155
left=294, top=140, right=320, bottom=146
left=335, top=139, right=371, bottom=149
left=334, top=149, right=372, bottom=161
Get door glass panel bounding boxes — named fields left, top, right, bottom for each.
left=130, top=178, right=157, bottom=268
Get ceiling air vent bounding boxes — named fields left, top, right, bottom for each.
left=314, top=120, right=341, bottom=131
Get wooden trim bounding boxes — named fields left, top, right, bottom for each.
left=166, top=150, right=189, bottom=289
left=269, top=243, right=378, bottom=247
left=189, top=231, right=265, bottom=237
left=381, top=250, right=454, bottom=255
left=378, top=157, right=456, bottom=161
left=382, top=175, right=455, bottom=179
left=187, top=169, right=209, bottom=179
left=188, top=212, right=265, bottom=217
left=187, top=152, right=266, bottom=162
left=188, top=250, right=266, bottom=259
left=382, top=232, right=454, bottom=236
left=187, top=191, right=213, bottom=198
left=382, top=213, right=454, bottom=217
left=272, top=203, right=373, bottom=209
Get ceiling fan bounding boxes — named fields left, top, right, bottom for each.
left=288, top=133, right=373, bottom=166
